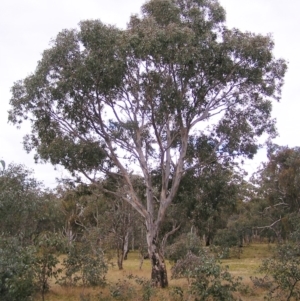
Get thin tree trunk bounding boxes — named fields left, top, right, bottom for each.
left=139, top=250, right=144, bottom=270
left=117, top=248, right=124, bottom=270
left=131, top=232, right=134, bottom=251
left=205, top=235, right=211, bottom=246
left=117, top=240, right=124, bottom=270
left=123, top=231, right=129, bottom=260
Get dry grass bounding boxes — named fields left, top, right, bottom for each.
left=221, top=243, right=275, bottom=301
left=38, top=244, right=274, bottom=301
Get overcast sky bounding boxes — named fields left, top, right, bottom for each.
left=1, top=0, right=299, bottom=187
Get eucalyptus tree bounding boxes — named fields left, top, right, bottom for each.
left=251, top=145, right=300, bottom=241
left=258, top=145, right=300, bottom=212
left=9, top=0, right=286, bottom=286
left=174, top=161, right=241, bottom=246
left=0, top=163, right=43, bottom=241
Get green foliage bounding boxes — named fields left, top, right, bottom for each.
left=260, top=145, right=300, bottom=212
left=8, top=0, right=286, bottom=215
left=257, top=243, right=300, bottom=300
left=59, top=181, right=140, bottom=270
left=133, top=276, right=156, bottom=301
left=174, top=163, right=242, bottom=245
left=109, top=279, right=136, bottom=301
left=214, top=228, right=239, bottom=249
left=98, top=275, right=156, bottom=301
left=0, top=237, right=36, bottom=301
left=8, top=0, right=287, bottom=286
left=33, top=232, right=65, bottom=300
left=96, top=274, right=158, bottom=301
left=0, top=163, right=44, bottom=240
left=288, top=214, right=300, bottom=243
left=169, top=286, right=184, bottom=301
left=59, top=243, right=107, bottom=287
left=250, top=146, right=300, bottom=241
left=165, top=232, right=202, bottom=262
left=171, top=249, right=243, bottom=301
left=0, top=233, right=65, bottom=301
left=213, top=228, right=243, bottom=259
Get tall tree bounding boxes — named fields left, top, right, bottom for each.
left=8, top=0, right=286, bottom=287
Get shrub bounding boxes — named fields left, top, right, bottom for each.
left=33, top=232, right=64, bottom=301
left=165, top=232, right=202, bottom=262
left=213, top=228, right=242, bottom=259
left=257, top=243, right=300, bottom=300
left=109, top=279, right=136, bottom=301
left=59, top=243, right=107, bottom=287
left=133, top=276, right=156, bottom=301
left=171, top=249, right=242, bottom=301
left=0, top=237, right=36, bottom=301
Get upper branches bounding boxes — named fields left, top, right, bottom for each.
left=8, top=0, right=286, bottom=223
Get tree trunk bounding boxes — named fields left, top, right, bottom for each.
left=131, top=232, right=135, bottom=251
left=205, top=234, right=211, bottom=246
left=146, top=229, right=168, bottom=288
left=150, top=249, right=168, bottom=288
left=117, top=246, right=124, bottom=270
left=123, top=231, right=129, bottom=260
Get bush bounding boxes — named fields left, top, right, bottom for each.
left=171, top=249, right=242, bottom=301
left=33, top=232, right=64, bottom=300
left=109, top=279, right=136, bottom=301
left=0, top=237, right=36, bottom=301
left=98, top=275, right=155, bottom=301
left=214, top=229, right=239, bottom=248
left=165, top=232, right=202, bottom=262
left=59, top=243, right=107, bottom=287
left=256, top=243, right=300, bottom=300
left=213, top=229, right=243, bottom=259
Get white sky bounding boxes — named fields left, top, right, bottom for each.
left=1, top=0, right=299, bottom=187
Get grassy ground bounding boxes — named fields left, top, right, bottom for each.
left=41, top=243, right=274, bottom=301
left=222, top=243, right=274, bottom=301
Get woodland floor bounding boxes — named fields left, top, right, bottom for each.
left=40, top=243, right=273, bottom=301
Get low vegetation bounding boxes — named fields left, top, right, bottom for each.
left=28, top=244, right=282, bottom=301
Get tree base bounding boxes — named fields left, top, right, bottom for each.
left=151, top=252, right=168, bottom=288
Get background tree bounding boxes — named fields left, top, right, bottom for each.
left=58, top=179, right=142, bottom=270
left=250, top=145, right=300, bottom=241
left=0, top=164, right=67, bottom=300
left=175, top=161, right=241, bottom=246
left=0, top=163, right=44, bottom=242
left=9, top=0, right=286, bottom=287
